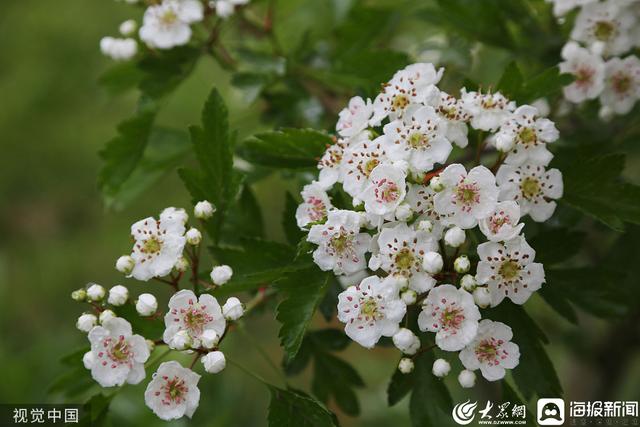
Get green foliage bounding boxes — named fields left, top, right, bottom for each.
left=497, top=62, right=573, bottom=103
left=502, top=382, right=537, bottom=425
left=268, top=386, right=338, bottom=427
left=115, top=304, right=165, bottom=339
left=409, top=351, right=454, bottom=427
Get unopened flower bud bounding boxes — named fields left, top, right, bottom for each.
left=392, top=328, right=420, bottom=355
left=170, top=330, right=192, bottom=350
left=473, top=287, right=491, bottom=308
left=458, top=369, right=476, bottom=388
left=495, top=135, right=515, bottom=152
left=398, top=358, right=414, bottom=374
left=395, top=203, right=412, bottom=221
left=432, top=358, right=451, bottom=377
left=82, top=351, right=95, bottom=370
left=454, top=255, right=470, bottom=273
left=429, top=176, right=444, bottom=192
left=460, top=274, right=477, bottom=291
left=186, top=228, right=202, bottom=245
left=210, top=265, right=233, bottom=286
left=99, top=309, right=116, bottom=324
left=444, top=226, right=465, bottom=247
left=368, top=255, right=382, bottom=271
left=401, top=289, right=417, bottom=305
left=71, top=288, right=87, bottom=302
left=222, top=297, right=244, bottom=320
left=76, top=313, right=97, bottom=332
left=417, top=220, right=433, bottom=233
left=86, top=283, right=106, bottom=302
left=202, top=351, right=226, bottom=374
left=201, top=330, right=219, bottom=349
left=174, top=256, right=189, bottom=272
left=423, top=251, right=443, bottom=274
left=119, top=19, right=137, bottom=36
left=107, top=285, right=129, bottom=306
left=136, top=293, right=157, bottom=316
left=115, top=255, right=134, bottom=274
left=194, top=200, right=216, bottom=219
left=146, top=339, right=156, bottom=353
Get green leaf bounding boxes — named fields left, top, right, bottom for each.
left=238, top=128, right=332, bottom=169
left=268, top=386, right=338, bottom=427
left=528, top=228, right=585, bottom=265
left=98, top=97, right=158, bottom=197
left=276, top=267, right=330, bottom=360
left=80, top=393, right=114, bottom=427
left=519, top=66, right=573, bottom=102
left=501, top=382, right=536, bottom=426
left=497, top=62, right=524, bottom=100
left=114, top=304, right=165, bottom=339
left=221, top=185, right=265, bottom=242
left=489, top=303, right=562, bottom=399
left=387, top=364, right=415, bottom=406
left=409, top=351, right=454, bottom=427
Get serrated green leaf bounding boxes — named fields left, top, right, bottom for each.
left=221, top=185, right=265, bottom=242
left=502, top=382, right=536, bottom=426
left=268, top=386, right=338, bottom=427
left=238, top=128, right=332, bottom=169
left=497, top=62, right=524, bottom=99
left=409, top=351, right=454, bottom=427
left=519, top=66, right=573, bottom=102
left=528, top=228, right=585, bottom=266
left=387, top=364, right=415, bottom=406
left=276, top=268, right=330, bottom=360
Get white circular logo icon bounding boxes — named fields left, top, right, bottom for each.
left=452, top=399, right=478, bottom=425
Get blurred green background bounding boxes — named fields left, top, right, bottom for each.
left=1, top=0, right=639, bottom=426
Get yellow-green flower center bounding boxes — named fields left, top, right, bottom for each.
left=161, top=10, right=178, bottom=25
left=518, top=127, right=537, bottom=145
left=520, top=177, right=540, bottom=199
left=143, top=237, right=163, bottom=254
left=364, top=159, right=379, bottom=176
left=392, top=94, right=410, bottom=110
left=395, top=248, right=414, bottom=270
left=360, top=298, right=378, bottom=317
left=111, top=341, right=130, bottom=361
left=409, top=132, right=429, bottom=148
left=613, top=74, right=632, bottom=94
left=330, top=234, right=351, bottom=254
left=594, top=21, right=614, bottom=41
left=499, top=260, right=520, bottom=280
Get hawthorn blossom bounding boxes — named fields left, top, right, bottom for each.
left=144, top=361, right=201, bottom=420
left=139, top=0, right=204, bottom=50
left=341, top=135, right=392, bottom=198
left=317, top=138, right=347, bottom=189
left=163, top=290, right=226, bottom=349
left=87, top=317, right=150, bottom=387
left=476, top=236, right=545, bottom=306
left=434, top=164, right=499, bottom=229
left=496, top=163, right=563, bottom=222
left=461, top=89, right=515, bottom=131
left=478, top=201, right=524, bottom=242
left=546, top=0, right=596, bottom=17
left=361, top=163, right=407, bottom=216
left=128, top=212, right=187, bottom=281
left=337, top=275, right=406, bottom=348
left=560, top=42, right=605, bottom=103
left=383, top=105, right=452, bottom=174
left=212, top=0, right=249, bottom=19
left=295, top=182, right=332, bottom=228
left=459, top=320, right=520, bottom=381
left=375, top=222, right=439, bottom=292
left=432, top=90, right=471, bottom=148
left=307, top=210, right=371, bottom=275
left=571, top=1, right=636, bottom=57
left=496, top=105, right=559, bottom=166
left=418, top=284, right=480, bottom=351
left=336, top=96, right=373, bottom=137
left=600, top=55, right=640, bottom=115
left=405, top=183, right=451, bottom=238
left=100, top=37, right=137, bottom=61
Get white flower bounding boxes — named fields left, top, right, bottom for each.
left=144, top=361, right=201, bottom=420
left=161, top=207, right=189, bottom=224
left=295, top=182, right=332, bottom=228
left=473, top=287, right=492, bottom=308
left=210, top=265, right=233, bottom=285
left=496, top=105, right=558, bottom=166
left=454, top=255, right=470, bottom=274
left=422, top=251, right=443, bottom=275
left=337, top=275, right=407, bottom=348
left=185, top=228, right=202, bottom=245
left=458, top=369, right=476, bottom=388
left=99, top=310, right=116, bottom=324
left=174, top=256, right=189, bottom=272
left=202, top=351, right=226, bottom=373
left=139, top=0, right=204, bottom=49
left=432, top=359, right=451, bottom=377
left=496, top=163, right=563, bottom=222
left=213, top=0, right=248, bottom=19
left=545, top=0, right=598, bottom=17
left=119, top=19, right=138, bottom=36
left=194, top=200, right=216, bottom=219
left=478, top=201, right=524, bottom=242
left=560, top=42, right=605, bottom=103
left=87, top=283, right=106, bottom=301
left=459, top=320, right=520, bottom=381
left=100, top=37, right=137, bottom=61
left=169, top=330, right=192, bottom=350
left=600, top=55, right=640, bottom=115
left=434, top=164, right=499, bottom=229
left=88, top=317, right=150, bottom=387
left=222, top=297, right=244, bottom=320
left=336, top=96, right=373, bottom=137
left=460, top=274, right=477, bottom=291
left=444, top=226, right=466, bottom=247
left=77, top=313, right=97, bottom=332
left=461, top=89, right=515, bottom=131
left=376, top=222, right=438, bottom=292
left=405, top=183, right=451, bottom=238
left=383, top=105, right=452, bottom=174
left=371, top=63, right=444, bottom=124
left=341, top=135, right=391, bottom=198
left=163, top=290, right=226, bottom=349
left=401, top=289, right=417, bottom=305
left=418, top=284, right=480, bottom=351
left=336, top=269, right=371, bottom=289
left=361, top=163, right=407, bottom=216
left=398, top=358, right=415, bottom=374
left=83, top=351, right=95, bottom=370
left=476, top=236, right=545, bottom=306
left=108, top=285, right=129, bottom=306
left=115, top=255, right=135, bottom=274
left=432, top=90, right=471, bottom=148
left=317, top=138, right=348, bottom=189
left=129, top=212, right=186, bottom=281
left=308, top=210, right=372, bottom=275
left=395, top=203, right=413, bottom=221
left=201, top=330, right=219, bottom=349
left=136, top=293, right=158, bottom=316
left=392, top=328, right=421, bottom=355
left=571, top=1, right=636, bottom=57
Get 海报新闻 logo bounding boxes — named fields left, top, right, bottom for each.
left=452, top=399, right=478, bottom=425
left=537, top=398, right=565, bottom=425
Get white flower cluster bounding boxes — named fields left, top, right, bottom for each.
left=72, top=202, right=246, bottom=421
left=100, top=0, right=252, bottom=60
left=298, top=63, right=564, bottom=386
left=548, top=0, right=640, bottom=117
